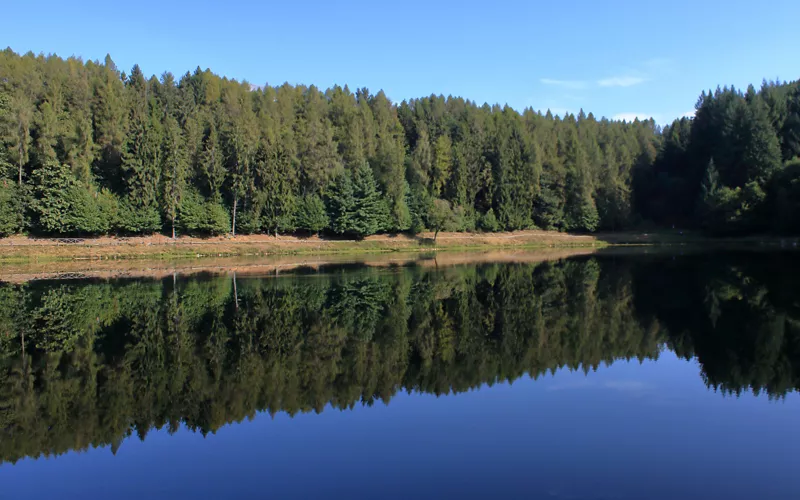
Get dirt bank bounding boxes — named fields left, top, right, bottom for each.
left=0, top=230, right=606, bottom=262
left=0, top=247, right=600, bottom=283
left=1, top=229, right=794, bottom=264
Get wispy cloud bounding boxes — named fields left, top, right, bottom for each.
left=682, top=110, right=696, bottom=118
left=613, top=112, right=656, bottom=122
left=598, top=75, right=647, bottom=87
left=643, top=57, right=674, bottom=72
left=540, top=78, right=588, bottom=90
left=543, top=57, right=673, bottom=91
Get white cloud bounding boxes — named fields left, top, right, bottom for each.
left=682, top=110, right=696, bottom=118
left=598, top=75, right=647, bottom=87
left=540, top=78, right=588, bottom=90
left=613, top=112, right=655, bottom=122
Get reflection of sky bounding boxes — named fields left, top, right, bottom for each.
left=3, top=351, right=799, bottom=500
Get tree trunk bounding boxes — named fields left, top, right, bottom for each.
left=231, top=197, right=238, bottom=237
left=172, top=220, right=176, bottom=239
left=233, top=271, right=239, bottom=309
left=18, top=150, right=22, bottom=186
left=434, top=229, right=439, bottom=243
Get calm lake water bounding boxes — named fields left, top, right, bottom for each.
left=1, top=250, right=799, bottom=499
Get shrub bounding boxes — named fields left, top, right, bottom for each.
left=30, top=162, right=119, bottom=235
left=179, top=190, right=231, bottom=235
left=117, top=200, right=162, bottom=235
left=295, top=194, right=329, bottom=234
left=479, top=208, right=500, bottom=232
left=0, top=180, right=24, bottom=236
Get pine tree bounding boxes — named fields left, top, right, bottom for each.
left=92, top=55, right=127, bottom=188
left=327, top=170, right=356, bottom=235
left=741, top=94, right=782, bottom=187
left=221, top=86, right=257, bottom=236
left=493, top=111, right=540, bottom=230
left=199, top=118, right=225, bottom=201
left=0, top=92, right=33, bottom=186
left=432, top=134, right=452, bottom=197
left=368, top=91, right=410, bottom=231
left=327, top=162, right=388, bottom=237
left=562, top=129, right=598, bottom=232
left=350, top=161, right=389, bottom=236
left=161, top=115, right=187, bottom=238
left=256, top=143, right=297, bottom=236
left=121, top=98, right=163, bottom=233
left=33, top=101, right=59, bottom=166
left=295, top=194, right=328, bottom=235
left=297, top=86, right=342, bottom=194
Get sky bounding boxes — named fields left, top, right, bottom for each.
left=3, top=0, right=800, bottom=124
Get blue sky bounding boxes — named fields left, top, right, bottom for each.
left=4, top=0, right=800, bottom=123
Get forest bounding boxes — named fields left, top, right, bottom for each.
left=1, top=253, right=799, bottom=464
left=1, top=48, right=799, bottom=238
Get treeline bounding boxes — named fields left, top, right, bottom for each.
left=1, top=48, right=799, bottom=238
left=2, top=253, right=800, bottom=463
left=637, top=81, right=800, bottom=234
left=0, top=48, right=659, bottom=237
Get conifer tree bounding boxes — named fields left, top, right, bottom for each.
left=295, top=194, right=328, bottom=235
left=161, top=115, right=187, bottom=238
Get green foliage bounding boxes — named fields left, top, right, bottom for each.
left=449, top=204, right=476, bottom=232
left=479, top=208, right=500, bottom=232
left=3, top=47, right=800, bottom=238
left=562, top=130, right=599, bottom=232
left=493, top=110, right=540, bottom=230
left=699, top=158, right=768, bottom=234
left=351, top=162, right=390, bottom=235
left=428, top=198, right=454, bottom=240
left=29, top=162, right=118, bottom=235
left=161, top=115, right=188, bottom=237
left=406, top=182, right=431, bottom=234
left=232, top=208, right=263, bottom=235
left=327, top=163, right=389, bottom=237
left=770, top=158, right=800, bottom=233
left=116, top=199, right=162, bottom=234
left=295, top=194, right=329, bottom=234
left=645, top=82, right=799, bottom=233
left=253, top=144, right=297, bottom=235
left=326, top=171, right=356, bottom=234
left=0, top=179, right=24, bottom=236
left=178, top=189, right=231, bottom=235
left=565, top=196, right=599, bottom=232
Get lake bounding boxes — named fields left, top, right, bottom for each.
left=1, top=249, right=799, bottom=499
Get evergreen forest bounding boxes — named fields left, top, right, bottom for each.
left=2, top=48, right=799, bottom=238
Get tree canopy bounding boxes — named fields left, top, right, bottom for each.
left=1, top=48, right=799, bottom=237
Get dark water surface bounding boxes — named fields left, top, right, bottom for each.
left=1, top=250, right=799, bottom=499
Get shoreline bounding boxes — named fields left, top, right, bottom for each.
left=0, top=230, right=605, bottom=263
left=0, top=248, right=603, bottom=283
left=0, top=229, right=797, bottom=264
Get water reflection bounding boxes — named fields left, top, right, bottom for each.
left=0, top=251, right=798, bottom=465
